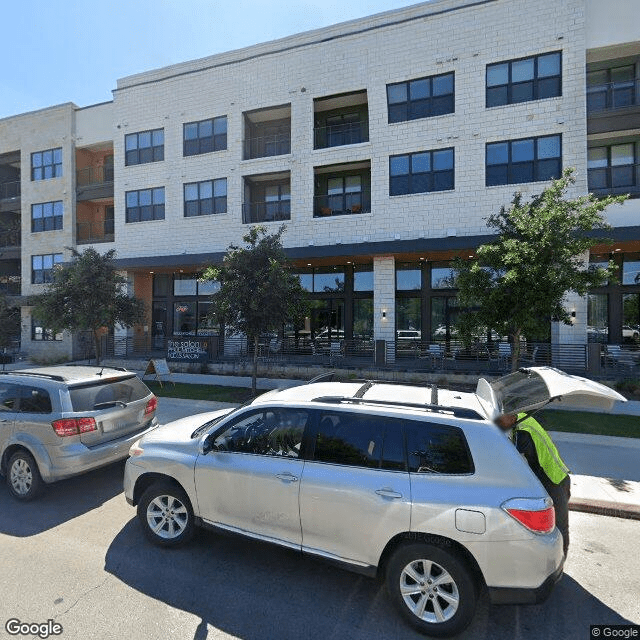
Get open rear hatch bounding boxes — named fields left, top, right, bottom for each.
left=476, top=366, right=626, bottom=419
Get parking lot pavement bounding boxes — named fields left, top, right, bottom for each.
left=155, top=396, right=236, bottom=425
left=0, top=457, right=638, bottom=640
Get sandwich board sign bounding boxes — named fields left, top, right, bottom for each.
left=143, top=358, right=173, bottom=387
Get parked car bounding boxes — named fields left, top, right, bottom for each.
left=622, top=325, right=640, bottom=341
left=0, top=366, right=158, bottom=501
left=124, top=367, right=622, bottom=636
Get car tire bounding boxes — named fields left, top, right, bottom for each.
left=385, top=542, right=477, bottom=637
left=137, top=481, right=195, bottom=547
left=6, top=450, right=43, bottom=501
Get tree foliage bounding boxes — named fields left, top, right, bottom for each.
left=0, top=294, right=20, bottom=351
left=202, top=226, right=308, bottom=393
left=31, top=248, right=146, bottom=364
left=452, top=169, right=627, bottom=370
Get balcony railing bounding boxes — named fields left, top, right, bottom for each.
left=0, top=279, right=21, bottom=295
left=588, top=164, right=640, bottom=197
left=243, top=133, right=291, bottom=160
left=0, top=228, right=20, bottom=248
left=0, top=181, right=20, bottom=200
left=314, top=193, right=371, bottom=218
left=587, top=80, right=640, bottom=113
left=76, top=220, right=115, bottom=244
left=76, top=165, right=114, bottom=187
left=314, top=119, right=369, bottom=149
left=242, top=201, right=291, bottom=224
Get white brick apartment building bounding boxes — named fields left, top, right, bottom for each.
left=0, top=0, right=639, bottom=366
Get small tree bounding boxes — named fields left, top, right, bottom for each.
left=202, top=226, right=308, bottom=394
left=453, top=169, right=627, bottom=371
left=0, top=294, right=20, bottom=353
left=32, top=248, right=145, bottom=364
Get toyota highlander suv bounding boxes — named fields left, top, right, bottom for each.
left=0, top=366, right=158, bottom=501
left=124, top=367, right=623, bottom=636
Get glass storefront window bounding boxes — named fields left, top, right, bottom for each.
left=431, top=262, right=456, bottom=289
left=354, top=265, right=373, bottom=292
left=396, top=263, right=421, bottom=291
left=587, top=294, right=608, bottom=343
left=431, top=296, right=458, bottom=341
left=396, top=297, right=421, bottom=333
left=174, top=275, right=197, bottom=296
left=198, top=280, right=220, bottom=296
left=153, top=273, right=169, bottom=297
left=313, top=267, right=345, bottom=293
left=297, top=272, right=313, bottom=292
left=622, top=294, right=640, bottom=343
left=173, top=301, right=196, bottom=335
left=353, top=299, right=373, bottom=339
left=622, top=255, right=640, bottom=285
left=197, top=301, right=219, bottom=335
left=589, top=254, right=612, bottom=285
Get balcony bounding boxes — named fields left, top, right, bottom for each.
left=314, top=119, right=369, bottom=149
left=314, top=192, right=371, bottom=217
left=314, top=90, right=369, bottom=150
left=244, top=133, right=291, bottom=160
left=77, top=165, right=114, bottom=187
left=243, top=105, right=291, bottom=160
left=243, top=172, right=291, bottom=224
left=76, top=219, right=115, bottom=244
left=0, top=227, right=20, bottom=248
left=0, top=181, right=20, bottom=201
left=588, top=79, right=640, bottom=113
left=313, top=161, right=371, bottom=218
left=242, top=200, right=291, bottom=224
left=588, top=164, right=640, bottom=198
left=0, top=277, right=21, bottom=295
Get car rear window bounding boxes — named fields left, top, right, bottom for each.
left=405, top=421, right=474, bottom=474
left=69, top=376, right=151, bottom=411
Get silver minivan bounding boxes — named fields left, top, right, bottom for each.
left=124, top=367, right=623, bottom=636
left=0, top=366, right=158, bottom=500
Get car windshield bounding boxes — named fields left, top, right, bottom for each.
left=69, top=376, right=151, bottom=411
left=489, top=369, right=549, bottom=415
left=190, top=404, right=247, bottom=438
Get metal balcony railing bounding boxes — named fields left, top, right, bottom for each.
left=242, top=201, right=291, bottom=224
left=76, top=165, right=114, bottom=187
left=314, top=192, right=371, bottom=217
left=0, top=181, right=20, bottom=200
left=587, top=80, right=640, bottom=113
left=588, top=164, right=640, bottom=197
left=243, top=132, right=291, bottom=160
left=0, top=279, right=21, bottom=295
left=314, top=119, right=369, bottom=149
left=76, top=220, right=115, bottom=244
left=0, top=228, right=20, bottom=248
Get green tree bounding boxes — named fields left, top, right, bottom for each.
left=31, top=248, right=145, bottom=364
left=0, top=294, right=20, bottom=353
left=202, top=226, right=308, bottom=394
left=452, top=169, right=627, bottom=371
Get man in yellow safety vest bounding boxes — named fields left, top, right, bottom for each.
left=496, top=412, right=571, bottom=556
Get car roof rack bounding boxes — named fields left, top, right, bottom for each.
left=306, top=371, right=336, bottom=384
left=0, top=371, right=66, bottom=382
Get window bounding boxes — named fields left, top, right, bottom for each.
left=31, top=201, right=63, bottom=233
left=486, top=52, right=561, bottom=107
left=396, top=263, right=422, bottom=291
left=431, top=263, right=456, bottom=289
left=125, top=129, right=164, bottom=166
left=69, top=376, right=150, bottom=411
left=314, top=412, right=406, bottom=470
left=390, top=149, right=454, bottom=196
left=31, top=253, right=63, bottom=284
left=353, top=299, right=374, bottom=339
left=174, top=301, right=196, bottom=335
left=405, top=421, right=474, bottom=474
left=588, top=293, right=608, bottom=343
left=126, top=188, right=165, bottom=222
left=623, top=254, right=640, bottom=285
left=183, top=116, right=227, bottom=156
left=396, top=298, right=421, bottom=335
left=31, top=318, right=63, bottom=341
left=486, top=135, right=561, bottom=186
left=263, top=183, right=291, bottom=221
left=387, top=72, right=454, bottom=123
left=17, top=386, right=52, bottom=414
left=31, top=148, right=62, bottom=181
left=184, top=179, right=227, bottom=217
left=0, top=383, right=17, bottom=412
left=353, top=265, right=373, bottom=292
left=587, top=65, right=637, bottom=112
left=313, top=267, right=345, bottom=293
left=212, top=409, right=309, bottom=458
left=588, top=143, right=638, bottom=194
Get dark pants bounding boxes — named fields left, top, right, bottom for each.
left=544, top=475, right=571, bottom=556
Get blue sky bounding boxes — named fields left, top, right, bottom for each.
left=0, top=0, right=418, bottom=119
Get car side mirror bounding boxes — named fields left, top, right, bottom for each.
left=199, top=435, right=215, bottom=455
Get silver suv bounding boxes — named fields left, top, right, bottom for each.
left=0, top=366, right=158, bottom=501
left=124, top=367, right=622, bottom=637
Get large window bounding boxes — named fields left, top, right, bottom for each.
left=588, top=143, right=638, bottom=195
left=31, top=253, right=63, bottom=284
left=125, top=129, right=164, bottom=166
left=587, top=65, right=637, bottom=112
left=431, top=263, right=456, bottom=289
left=387, top=72, right=454, bottom=123
left=486, top=52, right=561, bottom=107
left=396, top=263, right=421, bottom=291
left=486, top=135, right=561, bottom=186
left=31, top=148, right=62, bottom=181
left=183, top=117, right=227, bottom=156
left=623, top=294, right=640, bottom=343
left=184, top=179, right=227, bottom=217
left=31, top=201, right=63, bottom=232
left=313, top=267, right=345, bottom=293
left=588, top=293, right=608, bottom=343
left=353, top=265, right=373, bottom=292
left=405, top=422, right=474, bottom=474
left=31, top=318, right=63, bottom=342
left=396, top=298, right=421, bottom=333
left=353, top=299, right=373, bottom=339
left=390, top=149, right=454, bottom=196
left=126, top=188, right=165, bottom=222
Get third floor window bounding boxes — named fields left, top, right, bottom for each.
left=587, top=65, right=638, bottom=112
left=31, top=148, right=62, bottom=181
left=184, top=179, right=227, bottom=216
left=390, top=148, right=454, bottom=196
left=183, top=117, right=227, bottom=156
left=126, top=187, right=165, bottom=222
left=387, top=72, right=454, bottom=123
left=125, top=129, right=164, bottom=166
left=588, top=142, right=639, bottom=196
left=32, top=201, right=63, bottom=232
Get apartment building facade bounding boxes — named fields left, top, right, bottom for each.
left=0, top=0, right=639, bottom=363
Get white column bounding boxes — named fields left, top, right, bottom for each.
left=373, top=255, right=396, bottom=363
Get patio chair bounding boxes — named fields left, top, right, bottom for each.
left=419, top=343, right=444, bottom=368
left=497, top=343, right=512, bottom=369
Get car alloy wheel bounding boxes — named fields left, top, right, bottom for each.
left=146, top=494, right=189, bottom=540
left=10, top=458, right=33, bottom=496
left=399, top=559, right=460, bottom=624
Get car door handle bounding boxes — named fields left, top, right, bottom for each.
left=375, top=488, right=403, bottom=499
left=275, top=472, right=298, bottom=483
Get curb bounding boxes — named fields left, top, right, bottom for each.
left=569, top=499, right=640, bottom=521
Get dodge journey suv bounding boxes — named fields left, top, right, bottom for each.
left=124, top=367, right=622, bottom=636
left=1, top=366, right=158, bottom=501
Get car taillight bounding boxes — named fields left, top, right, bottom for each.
left=144, top=396, right=158, bottom=416
left=502, top=497, right=555, bottom=534
left=52, top=417, right=97, bottom=437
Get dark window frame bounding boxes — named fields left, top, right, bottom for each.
left=125, top=187, right=165, bottom=223
left=31, top=253, right=63, bottom=285
left=486, top=51, right=562, bottom=108
left=486, top=134, right=562, bottom=187
left=184, top=178, right=227, bottom=217
left=387, top=72, right=455, bottom=123
left=31, top=201, right=63, bottom=233
left=31, top=147, right=62, bottom=181
left=390, top=148, right=455, bottom=196
left=183, top=116, right=228, bottom=156
left=125, top=129, right=164, bottom=166
left=16, top=385, right=53, bottom=414
left=588, top=142, right=638, bottom=195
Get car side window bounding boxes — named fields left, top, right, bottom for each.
left=405, top=421, right=474, bottom=474
left=212, top=409, right=308, bottom=458
left=0, top=383, right=17, bottom=412
left=17, top=386, right=53, bottom=415
left=314, top=411, right=406, bottom=471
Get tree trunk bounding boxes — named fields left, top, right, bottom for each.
left=93, top=328, right=101, bottom=365
left=252, top=334, right=259, bottom=396
left=510, top=329, right=521, bottom=372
